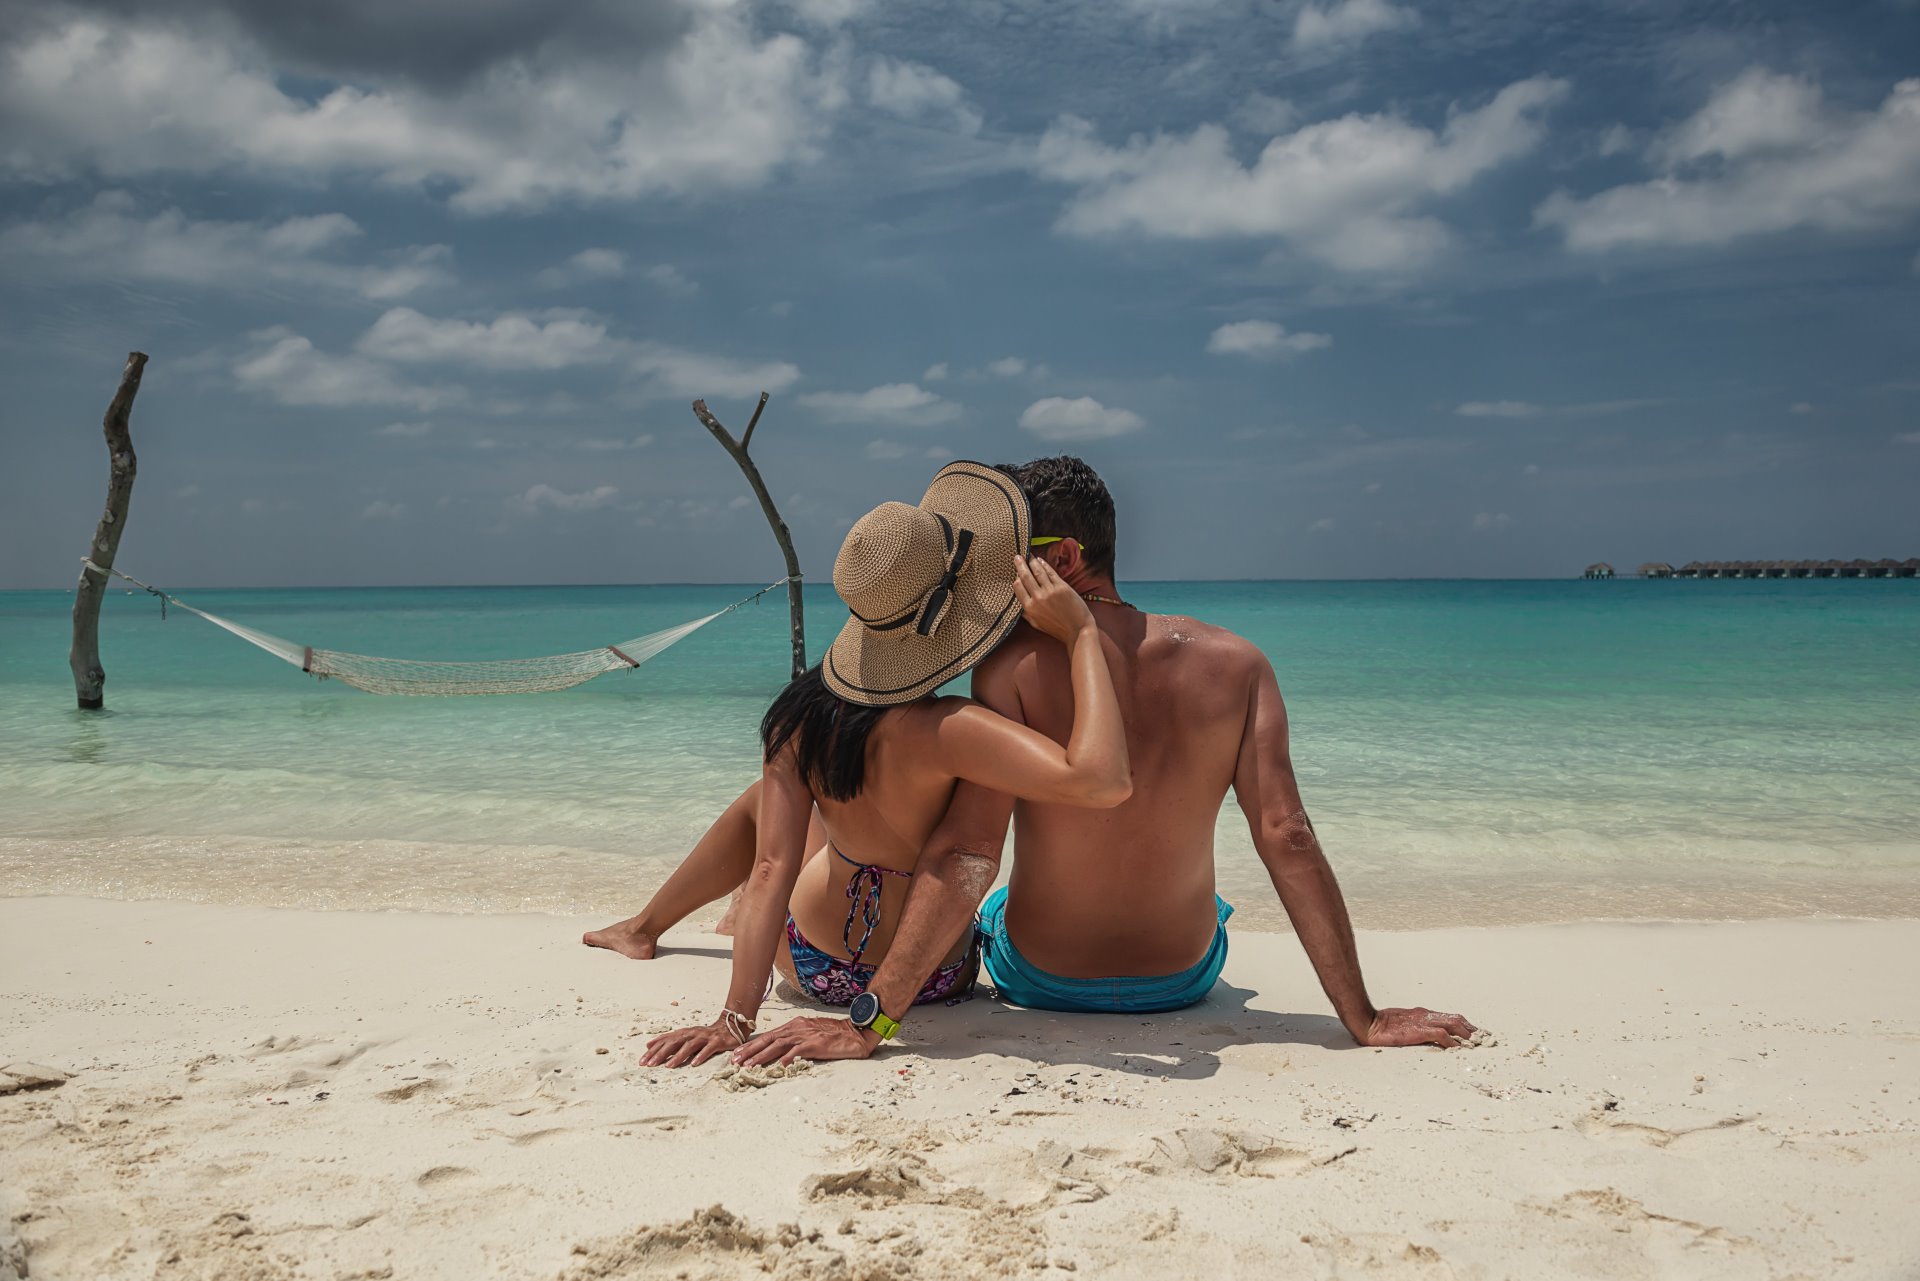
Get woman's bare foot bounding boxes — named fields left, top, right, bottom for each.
left=712, top=887, right=745, bottom=937
left=582, top=918, right=658, bottom=960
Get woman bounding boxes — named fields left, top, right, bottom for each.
left=631, top=461, right=1130, bottom=1068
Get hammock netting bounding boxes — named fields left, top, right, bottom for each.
left=85, top=561, right=787, bottom=697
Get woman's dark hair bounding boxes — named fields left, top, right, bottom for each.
left=760, top=665, right=890, bottom=803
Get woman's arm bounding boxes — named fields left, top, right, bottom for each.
left=640, top=748, right=814, bottom=1067
left=929, top=556, right=1131, bottom=808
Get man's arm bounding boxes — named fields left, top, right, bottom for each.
left=1232, top=649, right=1477, bottom=1049
left=731, top=657, right=1024, bottom=1065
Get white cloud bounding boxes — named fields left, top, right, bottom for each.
left=1292, top=0, right=1416, bottom=51
left=513, top=484, right=620, bottom=514
left=1456, top=400, right=1543, bottom=418
left=1308, top=517, right=1336, bottom=533
left=632, top=344, right=800, bottom=398
left=373, top=421, right=433, bottom=438
left=643, top=263, right=700, bottom=297
left=986, top=356, right=1028, bottom=378
left=799, top=383, right=961, bottom=427
left=1472, top=511, right=1513, bottom=531
left=866, top=57, right=981, bottom=135
left=536, top=247, right=627, bottom=288
left=360, top=500, right=407, bottom=520
left=922, top=362, right=949, bottom=382
left=577, top=434, right=654, bottom=451
left=232, top=328, right=461, bottom=411
left=1231, top=92, right=1297, bottom=136
left=1893, top=431, right=1920, bottom=445
left=1032, top=77, right=1569, bottom=271
left=0, top=11, right=847, bottom=212
left=0, top=192, right=450, bottom=299
left=1538, top=71, right=1920, bottom=253
left=1790, top=402, right=1815, bottom=415
left=1206, top=319, right=1332, bottom=360
left=1597, top=124, right=1634, bottom=157
left=358, top=308, right=621, bottom=370
left=1018, top=396, right=1146, bottom=442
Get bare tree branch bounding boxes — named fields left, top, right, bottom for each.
left=692, top=396, right=806, bottom=680
left=70, top=351, right=149, bottom=709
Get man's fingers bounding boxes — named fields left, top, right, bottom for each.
left=1439, top=1014, right=1476, bottom=1038
left=734, top=1037, right=789, bottom=1067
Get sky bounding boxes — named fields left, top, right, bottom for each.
left=1, top=0, right=1917, bottom=587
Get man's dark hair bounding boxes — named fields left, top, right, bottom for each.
left=1002, top=456, right=1118, bottom=578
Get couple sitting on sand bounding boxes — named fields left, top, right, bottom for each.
left=587, top=457, right=1476, bottom=1066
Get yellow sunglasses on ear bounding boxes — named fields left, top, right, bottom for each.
left=1029, top=536, right=1067, bottom=548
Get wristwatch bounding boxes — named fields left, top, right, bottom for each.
left=847, top=991, right=901, bottom=1041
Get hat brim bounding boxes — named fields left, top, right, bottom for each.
left=823, top=461, right=1031, bottom=706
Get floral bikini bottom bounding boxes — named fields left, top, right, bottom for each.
left=781, top=846, right=979, bottom=1007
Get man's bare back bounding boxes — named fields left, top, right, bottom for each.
left=979, top=607, right=1262, bottom=977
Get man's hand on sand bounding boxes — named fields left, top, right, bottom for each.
left=730, top=1015, right=878, bottom=1066
left=640, top=1019, right=742, bottom=1068
left=1360, top=1007, right=1478, bottom=1048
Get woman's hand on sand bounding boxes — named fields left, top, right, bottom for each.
left=730, top=1015, right=878, bottom=1066
left=1014, top=555, right=1094, bottom=644
left=641, top=1018, right=748, bottom=1068
left=1360, top=1007, right=1479, bottom=1048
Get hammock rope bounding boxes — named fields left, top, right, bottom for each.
left=82, top=560, right=793, bottom=697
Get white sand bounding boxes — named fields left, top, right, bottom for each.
left=3, top=897, right=1916, bottom=1280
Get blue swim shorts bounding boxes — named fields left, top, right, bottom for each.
left=978, top=885, right=1234, bottom=1014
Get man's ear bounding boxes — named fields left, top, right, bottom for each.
left=1043, top=539, right=1084, bottom=578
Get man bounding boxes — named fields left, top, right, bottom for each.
left=737, top=456, right=1476, bottom=1063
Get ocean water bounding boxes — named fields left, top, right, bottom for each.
left=3, top=579, right=1917, bottom=929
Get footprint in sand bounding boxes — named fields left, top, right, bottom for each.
left=1536, top=1187, right=1756, bottom=1260
left=1302, top=1232, right=1457, bottom=1277
left=1573, top=1110, right=1754, bottom=1148
left=1031, top=1139, right=1109, bottom=1204
left=246, top=1034, right=315, bottom=1059
left=416, top=1165, right=476, bottom=1187
left=561, top=1206, right=853, bottom=1281
left=1134, top=1127, right=1332, bottom=1177
left=377, top=1078, right=441, bottom=1103
left=803, top=1151, right=993, bottom=1210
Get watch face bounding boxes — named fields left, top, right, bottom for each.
left=848, top=992, right=879, bottom=1028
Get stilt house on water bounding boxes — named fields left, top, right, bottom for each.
left=1604, top=559, right=1918, bottom=579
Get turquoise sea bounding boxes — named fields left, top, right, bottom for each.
left=3, top=579, right=1917, bottom=929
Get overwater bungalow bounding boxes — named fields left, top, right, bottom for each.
left=1583, top=562, right=1615, bottom=580
left=1622, top=557, right=1912, bottom=580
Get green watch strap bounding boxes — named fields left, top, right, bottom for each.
left=869, top=1009, right=901, bottom=1041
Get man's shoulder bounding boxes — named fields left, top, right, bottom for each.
left=1144, top=611, right=1268, bottom=668
left=975, top=625, right=1046, bottom=678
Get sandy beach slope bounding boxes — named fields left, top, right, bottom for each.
left=2, top=897, right=1915, bottom=1280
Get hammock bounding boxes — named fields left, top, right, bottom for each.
left=83, top=560, right=792, bottom=696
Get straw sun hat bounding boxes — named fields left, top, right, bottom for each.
left=823, top=461, right=1032, bottom=706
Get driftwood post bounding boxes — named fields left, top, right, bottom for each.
left=691, top=394, right=806, bottom=680
left=70, top=352, right=150, bottom=709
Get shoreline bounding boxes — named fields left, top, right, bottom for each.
left=4, top=896, right=1916, bottom=1279
left=7, top=835, right=1920, bottom=932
